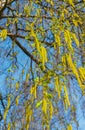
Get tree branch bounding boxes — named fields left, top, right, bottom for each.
left=11, top=37, right=40, bottom=65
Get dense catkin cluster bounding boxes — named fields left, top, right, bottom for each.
left=31, top=28, right=47, bottom=70
left=66, top=54, right=84, bottom=91
left=64, top=29, right=79, bottom=51
left=64, top=30, right=72, bottom=50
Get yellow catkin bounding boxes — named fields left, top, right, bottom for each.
left=31, top=30, right=35, bottom=37
left=26, top=73, right=29, bottom=82
left=62, top=55, right=66, bottom=67
left=42, top=46, right=47, bottom=61
left=67, top=97, right=70, bottom=106
left=49, top=102, right=53, bottom=119
left=31, top=29, right=41, bottom=52
left=41, top=47, right=44, bottom=68
left=31, top=29, right=47, bottom=70
left=43, top=47, right=47, bottom=62
left=4, top=96, right=11, bottom=120
left=64, top=30, right=70, bottom=43
left=64, top=30, right=72, bottom=50
left=64, top=98, right=68, bottom=110
left=4, top=109, right=9, bottom=121
left=41, top=46, right=45, bottom=66
left=42, top=98, right=47, bottom=114
left=78, top=67, right=85, bottom=82
left=30, top=86, right=34, bottom=95
left=71, top=33, right=79, bottom=47
left=0, top=29, right=7, bottom=40
left=61, top=12, right=64, bottom=20
left=34, top=85, right=37, bottom=98
left=30, top=85, right=37, bottom=98
left=66, top=54, right=84, bottom=91
left=26, top=107, right=29, bottom=122
left=55, top=35, right=61, bottom=53
left=15, top=96, right=20, bottom=106
left=68, top=0, right=74, bottom=7
left=53, top=42, right=56, bottom=49
left=67, top=124, right=72, bottom=130
left=64, top=86, right=70, bottom=107
left=15, top=82, right=19, bottom=91
left=7, top=96, right=11, bottom=109
left=25, top=106, right=32, bottom=130
left=40, top=46, right=47, bottom=70
left=8, top=123, right=11, bottom=130
left=55, top=77, right=61, bottom=98
left=36, top=39, right=40, bottom=52
left=26, top=124, right=29, bottom=130
left=73, top=19, right=78, bottom=26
